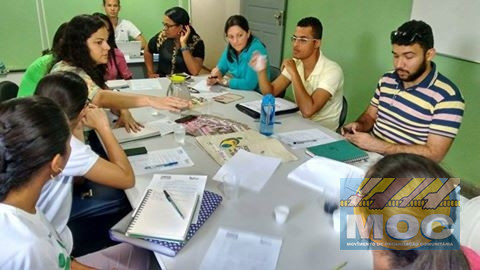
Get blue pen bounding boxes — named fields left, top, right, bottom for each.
left=144, top=161, right=179, bottom=170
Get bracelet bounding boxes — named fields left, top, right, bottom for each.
left=221, top=77, right=229, bottom=86
left=180, top=46, right=190, bottom=52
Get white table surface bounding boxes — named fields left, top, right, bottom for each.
left=117, top=76, right=378, bottom=270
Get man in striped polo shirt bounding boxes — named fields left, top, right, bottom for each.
left=342, top=20, right=464, bottom=162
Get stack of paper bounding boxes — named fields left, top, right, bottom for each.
left=126, top=188, right=199, bottom=242
left=110, top=190, right=223, bottom=256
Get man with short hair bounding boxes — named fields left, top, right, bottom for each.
left=250, top=17, right=344, bottom=131
left=103, top=0, right=147, bottom=49
left=342, top=20, right=464, bottom=162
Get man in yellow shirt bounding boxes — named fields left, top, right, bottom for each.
left=251, top=17, right=344, bottom=131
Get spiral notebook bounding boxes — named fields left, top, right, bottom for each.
left=110, top=191, right=223, bottom=256
left=125, top=188, right=199, bottom=243
left=305, top=140, right=368, bottom=163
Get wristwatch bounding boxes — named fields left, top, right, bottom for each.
left=180, top=46, right=190, bottom=52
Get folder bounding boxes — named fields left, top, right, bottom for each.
left=305, top=140, right=368, bottom=163
left=109, top=191, right=222, bottom=257
left=235, top=98, right=299, bottom=119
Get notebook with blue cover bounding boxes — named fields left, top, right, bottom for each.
left=109, top=190, right=222, bottom=257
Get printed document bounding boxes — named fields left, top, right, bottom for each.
left=128, top=147, right=193, bottom=175
left=199, top=227, right=282, bottom=270
left=276, top=128, right=337, bottom=149
left=129, top=78, right=162, bottom=91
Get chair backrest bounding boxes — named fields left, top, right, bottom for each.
left=338, top=96, right=348, bottom=128
left=0, top=81, right=19, bottom=102
left=268, top=65, right=286, bottom=98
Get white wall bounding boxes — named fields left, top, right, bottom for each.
left=190, top=0, right=241, bottom=69
left=0, top=72, right=24, bottom=85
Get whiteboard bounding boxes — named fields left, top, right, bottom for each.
left=411, top=0, right=480, bottom=63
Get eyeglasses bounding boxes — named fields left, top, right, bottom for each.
left=390, top=30, right=423, bottom=43
left=163, top=22, right=179, bottom=30
left=290, top=35, right=318, bottom=44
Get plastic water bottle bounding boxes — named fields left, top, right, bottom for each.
left=259, top=94, right=275, bottom=136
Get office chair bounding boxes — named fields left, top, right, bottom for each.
left=0, top=80, right=19, bottom=102
left=337, top=96, right=348, bottom=133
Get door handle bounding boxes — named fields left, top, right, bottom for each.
left=273, top=11, right=284, bottom=26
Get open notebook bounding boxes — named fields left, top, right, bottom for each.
left=112, top=119, right=176, bottom=143
left=110, top=190, right=223, bottom=256
left=126, top=188, right=199, bottom=243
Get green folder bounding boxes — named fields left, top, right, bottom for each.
left=305, top=140, right=368, bottom=163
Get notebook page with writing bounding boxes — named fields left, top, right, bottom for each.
left=126, top=189, right=199, bottom=242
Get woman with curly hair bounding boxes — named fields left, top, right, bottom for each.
left=144, top=7, right=205, bottom=77
left=52, top=14, right=190, bottom=132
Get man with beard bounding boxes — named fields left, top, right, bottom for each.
left=250, top=17, right=344, bottom=131
left=342, top=20, right=464, bottom=162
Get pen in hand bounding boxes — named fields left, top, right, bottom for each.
left=163, top=190, right=185, bottom=219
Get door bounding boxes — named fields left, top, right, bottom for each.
left=241, top=0, right=286, bottom=68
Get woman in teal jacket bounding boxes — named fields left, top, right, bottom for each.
left=207, top=15, right=269, bottom=91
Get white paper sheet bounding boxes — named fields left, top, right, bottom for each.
left=213, top=149, right=281, bottom=192
left=128, top=147, right=194, bottom=175
left=199, top=228, right=282, bottom=270
left=191, top=79, right=211, bottom=92
left=129, top=78, right=162, bottom=91
left=287, top=156, right=366, bottom=199
left=148, top=174, right=207, bottom=224
left=189, top=79, right=226, bottom=100
left=276, top=128, right=337, bottom=149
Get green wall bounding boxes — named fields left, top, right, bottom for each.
left=283, top=0, right=480, bottom=184
left=1, top=0, right=179, bottom=70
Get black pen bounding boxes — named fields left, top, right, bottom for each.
left=293, top=139, right=317, bottom=144
left=163, top=190, right=185, bottom=219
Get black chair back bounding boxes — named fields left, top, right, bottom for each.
left=268, top=66, right=285, bottom=98
left=0, top=81, right=19, bottom=102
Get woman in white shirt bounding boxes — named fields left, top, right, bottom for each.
left=35, top=71, right=135, bottom=256
left=0, top=96, right=76, bottom=269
